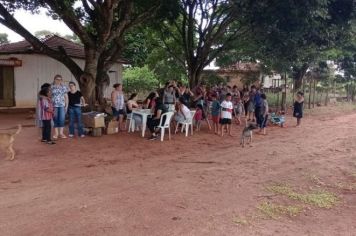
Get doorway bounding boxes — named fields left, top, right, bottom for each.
left=0, top=66, right=15, bottom=107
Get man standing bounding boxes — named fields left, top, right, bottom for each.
left=251, top=85, right=263, bottom=127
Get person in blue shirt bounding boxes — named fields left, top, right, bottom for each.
left=251, top=85, right=263, bottom=126
left=210, top=94, right=220, bottom=134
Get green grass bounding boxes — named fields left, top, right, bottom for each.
left=257, top=202, right=303, bottom=219
left=303, top=102, right=356, bottom=116
left=266, top=184, right=339, bottom=209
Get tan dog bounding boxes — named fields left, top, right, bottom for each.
left=0, top=125, right=22, bottom=160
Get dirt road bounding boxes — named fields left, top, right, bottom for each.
left=0, top=107, right=355, bottom=236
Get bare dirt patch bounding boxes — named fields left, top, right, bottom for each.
left=0, top=105, right=355, bottom=235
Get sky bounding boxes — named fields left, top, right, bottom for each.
left=0, top=9, right=73, bottom=42
left=0, top=7, right=220, bottom=69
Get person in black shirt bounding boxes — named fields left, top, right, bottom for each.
left=293, top=91, right=304, bottom=127
left=147, top=97, right=167, bottom=140
left=68, top=82, right=86, bottom=138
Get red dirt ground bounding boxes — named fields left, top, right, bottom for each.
left=0, top=106, right=355, bottom=236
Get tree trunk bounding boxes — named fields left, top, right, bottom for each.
left=308, top=79, right=312, bottom=109
left=78, top=73, right=96, bottom=108
left=188, top=69, right=201, bottom=89
left=346, top=84, right=350, bottom=101
left=280, top=72, right=287, bottom=112
left=276, top=92, right=280, bottom=112
left=324, top=87, right=329, bottom=106
left=293, top=63, right=309, bottom=90
left=79, top=48, right=99, bottom=109
left=96, top=68, right=110, bottom=107
left=333, top=80, right=336, bottom=98
left=352, top=80, right=355, bottom=102
left=312, top=79, right=316, bottom=108
left=280, top=92, right=285, bottom=111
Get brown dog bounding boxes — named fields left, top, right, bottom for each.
left=0, top=125, right=22, bottom=160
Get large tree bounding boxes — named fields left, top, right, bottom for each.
left=216, top=0, right=354, bottom=89
left=0, top=0, right=177, bottom=106
left=153, top=0, right=247, bottom=88
left=246, top=0, right=354, bottom=87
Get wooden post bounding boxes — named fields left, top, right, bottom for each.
left=308, top=79, right=312, bottom=109
left=284, top=71, right=287, bottom=112
left=333, top=80, right=336, bottom=99
left=312, top=79, right=316, bottom=108
left=352, top=80, right=355, bottom=102
left=325, top=86, right=329, bottom=106
left=276, top=80, right=280, bottom=112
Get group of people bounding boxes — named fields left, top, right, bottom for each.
left=111, top=80, right=304, bottom=140
left=36, top=75, right=305, bottom=143
left=36, top=75, right=86, bottom=144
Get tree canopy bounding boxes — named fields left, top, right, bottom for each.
left=0, top=32, right=8, bottom=44
left=0, top=0, right=355, bottom=105
left=0, top=0, right=178, bottom=106
left=217, top=0, right=355, bottom=89
left=151, top=0, right=247, bottom=87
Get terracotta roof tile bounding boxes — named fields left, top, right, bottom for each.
left=0, top=34, right=128, bottom=63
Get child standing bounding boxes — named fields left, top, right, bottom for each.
left=293, top=91, right=304, bottom=127
left=36, top=83, right=51, bottom=139
left=259, top=93, right=269, bottom=135
left=39, top=87, right=55, bottom=144
left=210, top=94, right=220, bottom=134
left=232, top=91, right=243, bottom=125
left=220, top=93, right=233, bottom=137
left=194, top=104, right=204, bottom=131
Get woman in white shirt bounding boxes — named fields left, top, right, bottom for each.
left=111, top=83, right=125, bottom=131
left=126, top=93, right=142, bottom=127
left=175, top=97, right=191, bottom=123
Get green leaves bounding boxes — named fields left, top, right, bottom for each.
left=123, top=66, right=159, bottom=93
left=0, top=32, right=9, bottom=44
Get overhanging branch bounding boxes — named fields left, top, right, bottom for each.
left=0, top=3, right=83, bottom=79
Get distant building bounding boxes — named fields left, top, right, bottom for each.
left=203, top=62, right=287, bottom=90
left=203, top=62, right=262, bottom=88
left=0, top=35, right=126, bottom=108
left=261, top=73, right=284, bottom=88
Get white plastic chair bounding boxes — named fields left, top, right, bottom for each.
left=175, top=110, right=196, bottom=137
left=156, top=111, right=174, bottom=141
left=126, top=113, right=135, bottom=132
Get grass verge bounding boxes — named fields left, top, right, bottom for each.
left=266, top=184, right=339, bottom=209
left=257, top=202, right=302, bottom=219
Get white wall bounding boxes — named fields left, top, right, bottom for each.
left=106, top=63, right=123, bottom=99
left=262, top=74, right=283, bottom=88
left=0, top=54, right=123, bottom=108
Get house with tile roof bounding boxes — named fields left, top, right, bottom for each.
left=0, top=35, right=126, bottom=108
left=203, top=62, right=284, bottom=89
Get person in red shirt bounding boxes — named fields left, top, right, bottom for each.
left=39, top=87, right=55, bottom=144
